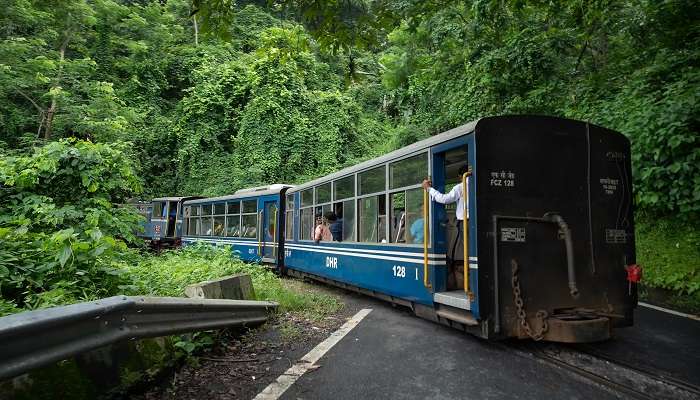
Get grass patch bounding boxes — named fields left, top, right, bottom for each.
left=635, top=215, right=700, bottom=311
left=124, top=244, right=342, bottom=316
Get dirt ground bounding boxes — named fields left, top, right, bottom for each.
left=131, top=280, right=358, bottom=400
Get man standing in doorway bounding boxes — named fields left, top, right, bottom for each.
left=422, top=164, right=470, bottom=288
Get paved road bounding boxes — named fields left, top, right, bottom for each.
left=279, top=291, right=619, bottom=400
left=577, top=305, right=700, bottom=387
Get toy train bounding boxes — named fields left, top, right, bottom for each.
left=136, top=115, right=639, bottom=343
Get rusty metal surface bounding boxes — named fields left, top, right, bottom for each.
left=540, top=316, right=611, bottom=343
left=0, top=296, right=277, bottom=380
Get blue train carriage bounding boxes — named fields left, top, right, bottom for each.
left=128, top=200, right=153, bottom=240
left=181, top=184, right=294, bottom=265
left=283, top=115, right=637, bottom=343
left=148, top=196, right=202, bottom=248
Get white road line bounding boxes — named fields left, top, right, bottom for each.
left=639, top=302, right=700, bottom=321
left=253, top=308, right=373, bottom=400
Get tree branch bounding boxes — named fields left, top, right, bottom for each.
left=15, top=89, right=45, bottom=113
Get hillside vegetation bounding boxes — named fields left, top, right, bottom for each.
left=0, top=0, right=698, bottom=310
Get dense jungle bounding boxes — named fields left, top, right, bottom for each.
left=0, top=0, right=698, bottom=313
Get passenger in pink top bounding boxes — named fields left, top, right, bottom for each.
left=314, top=214, right=332, bottom=243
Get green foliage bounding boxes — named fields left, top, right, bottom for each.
left=125, top=244, right=342, bottom=318
left=1, top=0, right=697, bottom=307
left=636, top=216, right=700, bottom=296
left=376, top=0, right=700, bottom=219
left=0, top=139, right=142, bottom=311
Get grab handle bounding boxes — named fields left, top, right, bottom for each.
left=462, top=169, right=474, bottom=300
left=257, top=209, right=263, bottom=257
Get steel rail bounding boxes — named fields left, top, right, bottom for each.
left=0, top=296, right=277, bottom=380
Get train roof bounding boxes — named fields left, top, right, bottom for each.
left=151, top=196, right=201, bottom=202
left=182, top=184, right=294, bottom=205
left=288, top=119, right=479, bottom=193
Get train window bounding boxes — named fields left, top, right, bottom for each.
left=201, top=216, right=213, bottom=236
left=214, top=203, right=226, bottom=215
left=226, top=216, right=240, bottom=237
left=242, top=200, right=257, bottom=214
left=359, top=166, right=386, bottom=195
left=315, top=204, right=332, bottom=219
left=342, top=199, right=355, bottom=241
left=390, top=192, right=406, bottom=242
left=315, top=183, right=331, bottom=204
left=227, top=201, right=240, bottom=214
left=202, top=204, right=213, bottom=216
left=358, top=194, right=386, bottom=242
left=152, top=201, right=164, bottom=218
left=299, top=208, right=313, bottom=240
left=390, top=188, right=425, bottom=244
left=390, top=153, right=427, bottom=189
left=192, top=205, right=201, bottom=216
left=213, top=216, right=225, bottom=236
left=187, top=218, right=200, bottom=236
left=359, top=197, right=377, bottom=242
left=286, top=194, right=294, bottom=209
left=301, top=189, right=313, bottom=207
left=285, top=209, right=294, bottom=240
left=241, top=214, right=257, bottom=238
left=334, top=175, right=355, bottom=200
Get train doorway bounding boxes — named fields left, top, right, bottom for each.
left=437, top=146, right=468, bottom=290
left=262, top=201, right=278, bottom=261
left=430, top=141, right=475, bottom=315
left=165, top=201, right=178, bottom=238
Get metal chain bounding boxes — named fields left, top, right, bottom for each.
left=511, top=259, right=549, bottom=341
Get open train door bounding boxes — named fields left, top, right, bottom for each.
left=429, top=133, right=480, bottom=326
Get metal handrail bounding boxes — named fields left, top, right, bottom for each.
left=272, top=206, right=278, bottom=259
left=462, top=170, right=473, bottom=299
left=257, top=209, right=264, bottom=257
left=0, top=296, right=277, bottom=380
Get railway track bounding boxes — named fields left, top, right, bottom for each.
left=507, top=342, right=700, bottom=400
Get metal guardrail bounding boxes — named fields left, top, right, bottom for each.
left=0, top=296, right=278, bottom=380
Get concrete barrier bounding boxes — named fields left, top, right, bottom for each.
left=185, top=273, right=255, bottom=300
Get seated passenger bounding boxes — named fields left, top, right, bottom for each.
left=410, top=217, right=424, bottom=244
left=326, top=212, right=343, bottom=242
left=314, top=214, right=332, bottom=243
left=213, top=222, right=224, bottom=236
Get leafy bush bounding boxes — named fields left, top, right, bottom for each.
left=0, top=139, right=142, bottom=311
left=636, top=216, right=700, bottom=296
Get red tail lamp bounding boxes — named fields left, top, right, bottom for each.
left=625, top=264, right=642, bottom=283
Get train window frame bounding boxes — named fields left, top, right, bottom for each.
left=240, top=198, right=258, bottom=239
left=212, top=202, right=225, bottom=237
left=384, top=151, right=429, bottom=247
left=200, top=203, right=213, bottom=236
left=300, top=188, right=313, bottom=208
left=333, top=174, right=355, bottom=201
left=183, top=205, right=191, bottom=235
left=315, top=183, right=331, bottom=204
left=286, top=193, right=295, bottom=241
left=152, top=201, right=165, bottom=219
left=292, top=150, right=432, bottom=246
left=227, top=201, right=240, bottom=215
left=358, top=165, right=386, bottom=196
left=226, top=200, right=241, bottom=238
left=298, top=188, right=316, bottom=242
left=389, top=152, right=428, bottom=190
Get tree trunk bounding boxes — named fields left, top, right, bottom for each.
left=193, top=15, right=199, bottom=46
left=43, top=36, right=68, bottom=140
